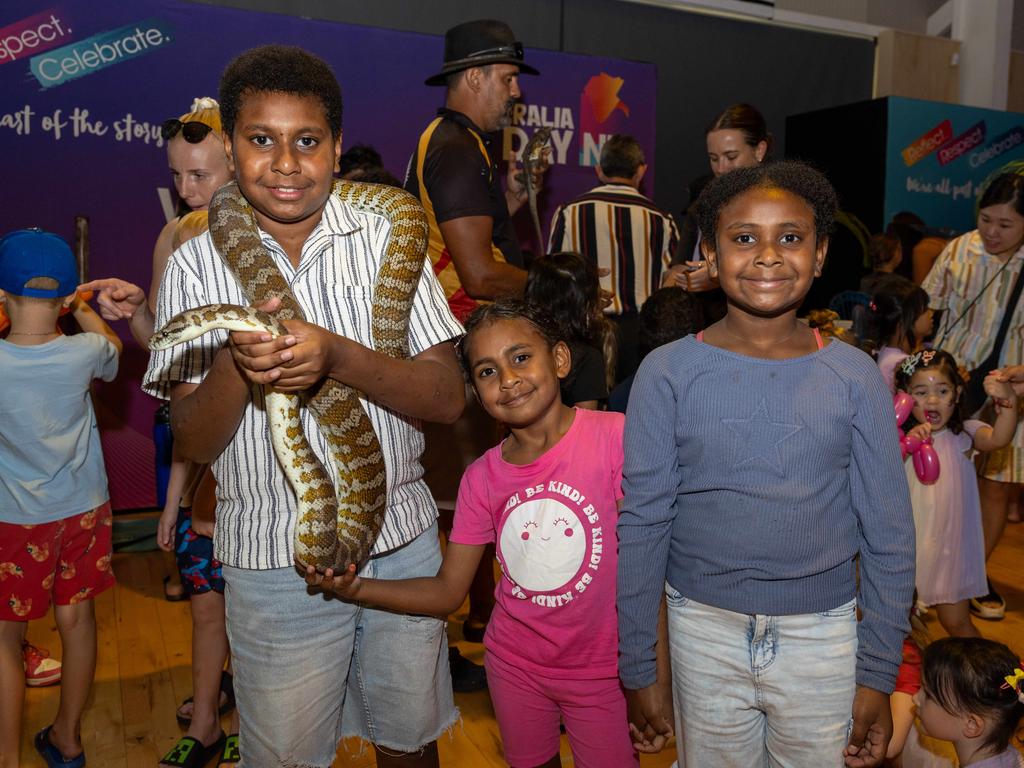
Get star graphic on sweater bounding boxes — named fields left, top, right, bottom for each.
left=722, top=398, right=803, bottom=476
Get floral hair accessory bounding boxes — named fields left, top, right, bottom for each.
left=1002, top=666, right=1024, bottom=704
left=900, top=352, right=922, bottom=377
left=900, top=350, right=936, bottom=378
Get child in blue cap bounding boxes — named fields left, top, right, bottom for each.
left=0, top=228, right=122, bottom=768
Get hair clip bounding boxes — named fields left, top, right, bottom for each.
left=900, top=352, right=922, bottom=377
left=1001, top=666, right=1024, bottom=704
left=921, top=350, right=936, bottom=366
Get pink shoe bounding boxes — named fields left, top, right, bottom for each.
left=23, top=642, right=62, bottom=687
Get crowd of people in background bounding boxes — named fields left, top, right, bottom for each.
left=2, top=15, right=1024, bottom=768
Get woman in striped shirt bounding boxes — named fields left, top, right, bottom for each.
left=921, top=172, right=1024, bottom=621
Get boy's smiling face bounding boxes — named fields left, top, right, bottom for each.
left=224, top=90, right=341, bottom=246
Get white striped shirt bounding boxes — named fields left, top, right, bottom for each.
left=143, top=196, right=464, bottom=570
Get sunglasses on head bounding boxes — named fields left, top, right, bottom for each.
left=466, top=42, right=524, bottom=61
left=161, top=119, right=215, bottom=143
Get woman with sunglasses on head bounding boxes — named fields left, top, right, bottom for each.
left=81, top=97, right=231, bottom=345
left=78, top=98, right=239, bottom=768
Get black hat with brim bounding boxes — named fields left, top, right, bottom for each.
left=425, top=19, right=539, bottom=86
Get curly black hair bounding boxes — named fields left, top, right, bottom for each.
left=219, top=45, right=343, bottom=139
left=893, top=348, right=966, bottom=434
left=921, top=637, right=1024, bottom=754
left=457, top=298, right=563, bottom=376
left=639, top=287, right=704, bottom=353
left=694, top=160, right=837, bottom=248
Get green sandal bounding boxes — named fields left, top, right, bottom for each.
left=217, top=734, right=240, bottom=768
left=159, top=733, right=225, bottom=768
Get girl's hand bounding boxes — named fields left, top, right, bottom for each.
left=844, top=685, right=892, bottom=767
left=906, top=423, right=931, bottom=442
left=303, top=563, right=362, bottom=599
left=626, top=685, right=674, bottom=753
left=991, top=364, right=1024, bottom=397
left=983, top=372, right=1017, bottom=410
left=157, top=506, right=177, bottom=552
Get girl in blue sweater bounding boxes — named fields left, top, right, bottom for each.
left=617, top=161, right=915, bottom=767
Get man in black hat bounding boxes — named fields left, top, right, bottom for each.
left=407, top=19, right=543, bottom=694
left=406, top=18, right=541, bottom=323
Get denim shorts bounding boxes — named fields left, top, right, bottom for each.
left=222, top=522, right=456, bottom=767
left=665, top=585, right=857, bottom=768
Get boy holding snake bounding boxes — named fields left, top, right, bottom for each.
left=143, top=45, right=465, bottom=768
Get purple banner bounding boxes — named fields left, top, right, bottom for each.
left=1, top=0, right=656, bottom=510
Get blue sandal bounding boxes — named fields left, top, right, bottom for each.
left=34, top=726, right=86, bottom=768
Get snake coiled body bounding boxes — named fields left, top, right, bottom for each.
left=150, top=180, right=427, bottom=572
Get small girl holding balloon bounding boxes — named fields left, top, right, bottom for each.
left=894, top=349, right=1017, bottom=638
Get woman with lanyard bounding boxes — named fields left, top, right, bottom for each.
left=663, top=103, right=769, bottom=324
left=921, top=172, right=1024, bottom=621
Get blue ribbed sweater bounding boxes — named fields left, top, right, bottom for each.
left=617, top=335, right=915, bottom=693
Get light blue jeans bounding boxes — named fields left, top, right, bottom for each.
left=666, top=586, right=857, bottom=768
left=223, top=523, right=456, bottom=767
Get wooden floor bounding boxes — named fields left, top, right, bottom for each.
left=18, top=518, right=1024, bottom=767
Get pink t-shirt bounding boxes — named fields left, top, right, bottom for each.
left=450, top=408, right=624, bottom=679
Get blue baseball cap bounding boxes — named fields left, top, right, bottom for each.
left=0, top=229, right=78, bottom=298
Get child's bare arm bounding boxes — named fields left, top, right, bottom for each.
left=70, top=295, right=122, bottom=354
left=304, top=541, right=486, bottom=618
left=972, top=375, right=1018, bottom=452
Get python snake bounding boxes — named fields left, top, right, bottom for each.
left=150, top=179, right=427, bottom=572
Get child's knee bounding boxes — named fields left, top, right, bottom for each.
left=189, top=590, right=226, bottom=625
left=54, top=600, right=96, bottom=634
left=0, top=620, right=27, bottom=649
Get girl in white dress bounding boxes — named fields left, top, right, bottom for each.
left=895, top=350, right=1018, bottom=637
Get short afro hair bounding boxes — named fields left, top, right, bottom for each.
left=695, top=160, right=837, bottom=248
left=219, top=45, right=343, bottom=139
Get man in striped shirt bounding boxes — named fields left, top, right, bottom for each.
left=548, top=134, right=680, bottom=382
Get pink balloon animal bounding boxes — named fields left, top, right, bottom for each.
left=893, top=391, right=940, bottom=485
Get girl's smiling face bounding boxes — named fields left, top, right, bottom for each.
left=466, top=317, right=571, bottom=429
left=702, top=185, right=827, bottom=319
left=908, top=367, right=958, bottom=431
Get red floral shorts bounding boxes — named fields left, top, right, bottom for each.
left=0, top=501, right=115, bottom=621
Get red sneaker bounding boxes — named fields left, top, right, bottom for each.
left=23, top=642, right=62, bottom=687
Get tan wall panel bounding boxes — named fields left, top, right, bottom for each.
left=1010, top=50, right=1024, bottom=112
left=875, top=28, right=960, bottom=104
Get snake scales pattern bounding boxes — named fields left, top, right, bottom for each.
left=150, top=179, right=427, bottom=572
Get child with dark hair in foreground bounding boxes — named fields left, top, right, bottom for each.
left=618, top=161, right=916, bottom=766
left=0, top=229, right=121, bottom=768
left=915, top=637, right=1024, bottom=767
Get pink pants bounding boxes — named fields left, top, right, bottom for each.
left=484, top=651, right=639, bottom=768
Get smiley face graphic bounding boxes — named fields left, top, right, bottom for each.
left=499, top=498, right=585, bottom=592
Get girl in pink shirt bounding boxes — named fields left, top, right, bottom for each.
left=307, top=299, right=670, bottom=768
